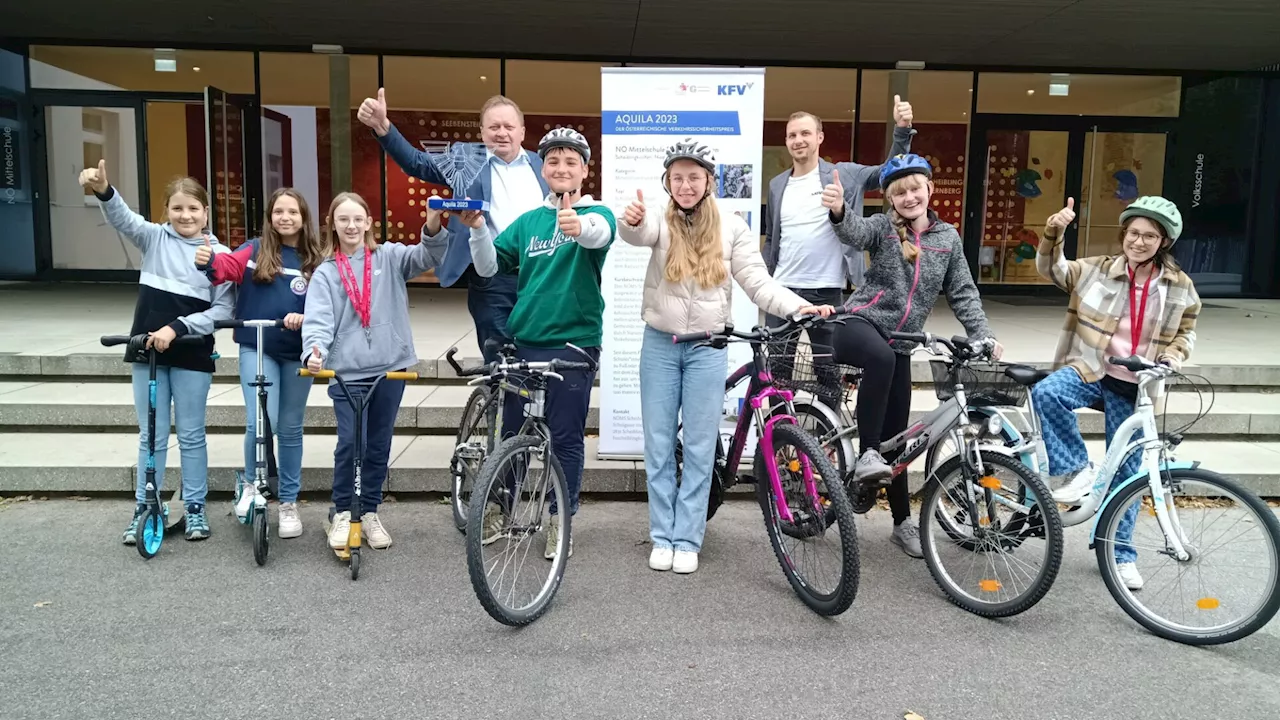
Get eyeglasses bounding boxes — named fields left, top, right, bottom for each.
left=668, top=176, right=706, bottom=188
left=1125, top=229, right=1163, bottom=244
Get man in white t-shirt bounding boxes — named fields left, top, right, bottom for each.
left=763, top=101, right=915, bottom=399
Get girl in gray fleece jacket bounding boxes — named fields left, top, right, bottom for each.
left=301, top=191, right=446, bottom=551
left=823, top=153, right=1001, bottom=558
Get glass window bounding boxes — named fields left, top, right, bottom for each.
left=859, top=70, right=973, bottom=231
left=978, top=73, right=1180, bottom=117
left=380, top=57, right=501, bottom=282
left=29, top=46, right=253, bottom=93
left=260, top=52, right=378, bottom=247
left=974, top=130, right=1069, bottom=285
left=507, top=61, right=619, bottom=201
left=0, top=48, right=36, bottom=277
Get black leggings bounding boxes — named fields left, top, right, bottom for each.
left=831, top=318, right=914, bottom=524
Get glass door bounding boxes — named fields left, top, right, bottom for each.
left=204, top=86, right=261, bottom=249
left=1078, top=129, right=1169, bottom=258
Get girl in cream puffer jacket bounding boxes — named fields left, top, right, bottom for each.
left=616, top=138, right=833, bottom=575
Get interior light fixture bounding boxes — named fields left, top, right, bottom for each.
left=895, top=60, right=926, bottom=71
left=154, top=48, right=177, bottom=73
left=1026, top=89, right=1036, bottom=95
left=1049, top=73, right=1070, bottom=97
left=192, top=66, right=201, bottom=73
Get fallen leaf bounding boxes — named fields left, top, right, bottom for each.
left=68, top=496, right=91, bottom=501
left=905, top=713, right=925, bottom=720
left=34, top=601, right=52, bottom=608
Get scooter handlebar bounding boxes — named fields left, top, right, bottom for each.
left=214, top=319, right=287, bottom=329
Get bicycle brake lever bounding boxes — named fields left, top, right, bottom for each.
left=544, top=371, right=565, bottom=383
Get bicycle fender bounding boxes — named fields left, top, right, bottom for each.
left=794, top=399, right=855, bottom=468
left=1087, top=460, right=1200, bottom=542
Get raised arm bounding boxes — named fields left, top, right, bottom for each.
left=826, top=169, right=884, bottom=251
left=358, top=88, right=455, bottom=188
left=173, top=257, right=236, bottom=338
left=617, top=189, right=660, bottom=248
left=1036, top=199, right=1083, bottom=294
left=859, top=97, right=916, bottom=192
left=81, top=160, right=162, bottom=252
left=198, top=240, right=253, bottom=285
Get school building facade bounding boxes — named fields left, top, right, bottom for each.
left=3, top=1, right=1280, bottom=297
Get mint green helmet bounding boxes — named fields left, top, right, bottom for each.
left=1119, top=196, right=1183, bottom=243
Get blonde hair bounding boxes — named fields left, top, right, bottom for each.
left=663, top=166, right=727, bottom=289
left=326, top=192, right=377, bottom=253
left=479, top=95, right=524, bottom=125
left=255, top=188, right=324, bottom=282
left=885, top=173, right=931, bottom=262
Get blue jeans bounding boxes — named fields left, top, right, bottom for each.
left=640, top=325, right=728, bottom=553
left=501, top=345, right=599, bottom=517
left=131, top=364, right=213, bottom=507
left=1032, top=368, right=1142, bottom=563
left=239, top=347, right=310, bottom=503
left=467, top=268, right=518, bottom=364
left=329, top=376, right=405, bottom=517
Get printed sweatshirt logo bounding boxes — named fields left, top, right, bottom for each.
left=527, top=230, right=575, bottom=259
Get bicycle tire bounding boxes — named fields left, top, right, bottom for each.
left=1095, top=468, right=1280, bottom=645
left=252, top=509, right=268, bottom=567
left=350, top=548, right=361, bottom=581
left=138, top=506, right=164, bottom=560
left=466, top=434, right=570, bottom=626
left=920, top=450, right=1063, bottom=618
left=451, top=386, right=492, bottom=533
left=754, top=422, right=860, bottom=616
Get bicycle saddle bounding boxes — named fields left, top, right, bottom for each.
left=1003, top=365, right=1052, bottom=387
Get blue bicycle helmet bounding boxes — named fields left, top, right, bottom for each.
left=879, top=153, right=933, bottom=191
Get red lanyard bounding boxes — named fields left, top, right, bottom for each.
left=335, top=248, right=372, bottom=328
left=1127, top=265, right=1153, bottom=352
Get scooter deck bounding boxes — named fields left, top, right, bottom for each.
left=323, top=515, right=361, bottom=561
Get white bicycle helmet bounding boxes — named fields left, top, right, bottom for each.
left=538, top=127, right=591, bottom=163
left=663, top=138, right=716, bottom=173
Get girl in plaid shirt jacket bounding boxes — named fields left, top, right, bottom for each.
left=1032, top=195, right=1200, bottom=591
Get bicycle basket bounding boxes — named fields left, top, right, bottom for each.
left=929, top=360, right=1027, bottom=408
left=765, top=334, right=855, bottom=405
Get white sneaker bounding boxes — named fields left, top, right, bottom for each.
left=1051, top=463, right=1098, bottom=504
left=361, top=512, right=392, bottom=549
left=481, top=503, right=505, bottom=546
left=328, top=510, right=351, bottom=550
left=649, top=546, right=674, bottom=571
left=278, top=502, right=302, bottom=539
left=1117, top=562, right=1144, bottom=590
left=233, top=475, right=256, bottom=522
left=673, top=550, right=699, bottom=574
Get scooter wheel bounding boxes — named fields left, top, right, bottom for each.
left=138, top=507, right=164, bottom=560
left=252, top=509, right=269, bottom=566
left=349, top=549, right=361, bottom=581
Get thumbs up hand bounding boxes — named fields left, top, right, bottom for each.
left=623, top=189, right=646, bottom=227
left=1046, top=197, right=1076, bottom=235
left=557, top=192, right=582, bottom=237
left=357, top=87, right=390, bottom=136
left=79, top=159, right=109, bottom=194
left=893, top=95, right=913, bottom=128
left=822, top=170, right=846, bottom=220
left=307, top=345, right=323, bottom=373
left=194, top=234, right=213, bottom=268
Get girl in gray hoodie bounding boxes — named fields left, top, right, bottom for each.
left=824, top=153, right=1002, bottom=558
left=301, top=191, right=446, bottom=551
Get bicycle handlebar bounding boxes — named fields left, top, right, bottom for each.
left=100, top=333, right=204, bottom=348
left=214, top=319, right=287, bottom=330
left=888, top=331, right=995, bottom=361
left=445, top=343, right=598, bottom=380
left=1108, top=355, right=1170, bottom=374
left=672, top=312, right=847, bottom=346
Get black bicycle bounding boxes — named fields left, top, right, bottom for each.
left=451, top=343, right=597, bottom=626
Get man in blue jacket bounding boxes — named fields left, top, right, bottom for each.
left=358, top=90, right=548, bottom=363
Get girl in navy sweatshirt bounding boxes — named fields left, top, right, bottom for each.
left=79, top=160, right=235, bottom=544
left=197, top=188, right=326, bottom=539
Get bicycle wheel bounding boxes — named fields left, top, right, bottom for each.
left=920, top=450, right=1063, bottom=617
left=451, top=387, right=493, bottom=533
left=252, top=508, right=268, bottom=566
left=1095, top=467, right=1280, bottom=645
left=138, top=506, right=164, bottom=560
left=466, top=434, right=570, bottom=626
left=754, top=422, right=859, bottom=616
left=674, top=436, right=727, bottom=520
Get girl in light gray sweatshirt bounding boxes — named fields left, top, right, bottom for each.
left=301, top=191, right=446, bottom=550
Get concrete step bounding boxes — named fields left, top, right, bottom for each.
left=0, top=380, right=1274, bottom=438
left=3, top=431, right=1280, bottom=498
left=5, top=349, right=1280, bottom=389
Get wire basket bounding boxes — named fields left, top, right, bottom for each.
left=766, top=335, right=857, bottom=406
left=929, top=359, right=1028, bottom=408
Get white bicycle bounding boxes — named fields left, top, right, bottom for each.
left=929, top=353, right=1280, bottom=645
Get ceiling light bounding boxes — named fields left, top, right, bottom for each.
left=895, top=60, right=926, bottom=71
left=479, top=75, right=487, bottom=81
left=1049, top=73, right=1070, bottom=96
left=1026, top=89, right=1035, bottom=95
left=154, top=48, right=176, bottom=73
left=192, top=66, right=201, bottom=73
left=311, top=44, right=344, bottom=54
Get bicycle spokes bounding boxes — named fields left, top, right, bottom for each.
left=476, top=443, right=558, bottom=614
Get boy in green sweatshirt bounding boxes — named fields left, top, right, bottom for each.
left=461, top=127, right=615, bottom=559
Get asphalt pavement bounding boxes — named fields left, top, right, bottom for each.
left=4, top=497, right=1279, bottom=720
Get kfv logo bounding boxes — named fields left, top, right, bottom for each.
left=717, top=83, right=754, bottom=96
